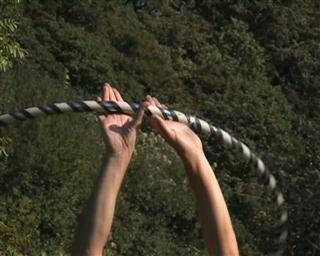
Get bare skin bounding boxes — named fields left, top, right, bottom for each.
left=72, top=84, right=239, bottom=256
left=71, top=84, right=144, bottom=256
left=145, top=96, right=239, bottom=256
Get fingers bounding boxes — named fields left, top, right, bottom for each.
left=152, top=97, right=162, bottom=107
left=146, top=95, right=162, bottom=108
left=150, top=115, right=172, bottom=140
left=145, top=95, right=170, bottom=119
left=145, top=95, right=169, bottom=110
left=102, top=84, right=110, bottom=101
left=103, top=83, right=117, bottom=101
left=113, top=88, right=124, bottom=102
left=99, top=115, right=106, bottom=122
left=100, top=85, right=170, bottom=134
left=146, top=95, right=156, bottom=105
left=103, top=83, right=125, bottom=102
left=101, top=83, right=125, bottom=124
left=145, top=95, right=162, bottom=119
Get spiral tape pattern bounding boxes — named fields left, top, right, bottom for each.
left=0, top=100, right=288, bottom=255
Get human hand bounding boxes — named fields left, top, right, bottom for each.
left=98, top=84, right=144, bottom=160
left=145, top=96, right=203, bottom=161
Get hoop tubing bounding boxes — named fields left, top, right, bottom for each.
left=0, top=100, right=288, bottom=255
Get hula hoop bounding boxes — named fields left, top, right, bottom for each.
left=0, top=100, right=287, bottom=255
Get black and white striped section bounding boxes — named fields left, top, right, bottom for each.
left=0, top=101, right=140, bottom=126
left=0, top=101, right=288, bottom=255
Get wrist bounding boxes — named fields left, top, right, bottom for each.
left=180, top=148, right=204, bottom=164
left=104, top=152, right=132, bottom=173
left=181, top=150, right=208, bottom=175
left=175, top=142, right=203, bottom=166
left=107, top=147, right=134, bottom=162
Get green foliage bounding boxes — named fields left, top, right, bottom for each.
left=0, top=137, right=10, bottom=157
left=0, top=0, right=26, bottom=72
left=0, top=66, right=104, bottom=254
left=109, top=132, right=204, bottom=255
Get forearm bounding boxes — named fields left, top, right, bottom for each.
left=72, top=155, right=131, bottom=256
left=182, top=151, right=239, bottom=256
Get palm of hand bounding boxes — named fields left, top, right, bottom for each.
left=162, top=120, right=203, bottom=156
left=98, top=84, right=142, bottom=157
left=101, top=114, right=136, bottom=156
left=145, top=96, right=203, bottom=158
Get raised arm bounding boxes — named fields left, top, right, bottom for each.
left=71, top=84, right=144, bottom=256
left=145, top=96, right=239, bottom=256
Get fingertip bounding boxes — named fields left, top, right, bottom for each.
left=147, top=96, right=158, bottom=106
left=146, top=95, right=152, bottom=101
left=153, top=97, right=161, bottom=107
left=103, top=84, right=111, bottom=101
left=113, top=88, right=124, bottom=101
left=98, top=114, right=105, bottom=122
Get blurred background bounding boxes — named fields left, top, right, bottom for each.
left=0, top=0, right=319, bottom=255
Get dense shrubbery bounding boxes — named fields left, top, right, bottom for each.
left=0, top=0, right=319, bottom=255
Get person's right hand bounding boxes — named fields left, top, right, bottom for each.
left=146, top=97, right=240, bottom=256
left=145, top=96, right=203, bottom=161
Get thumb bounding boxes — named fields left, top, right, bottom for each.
left=149, top=115, right=172, bottom=141
left=131, top=103, right=146, bottom=129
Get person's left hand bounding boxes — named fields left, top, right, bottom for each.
left=98, top=83, right=144, bottom=160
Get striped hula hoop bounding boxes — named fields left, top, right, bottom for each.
left=0, top=100, right=288, bottom=255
